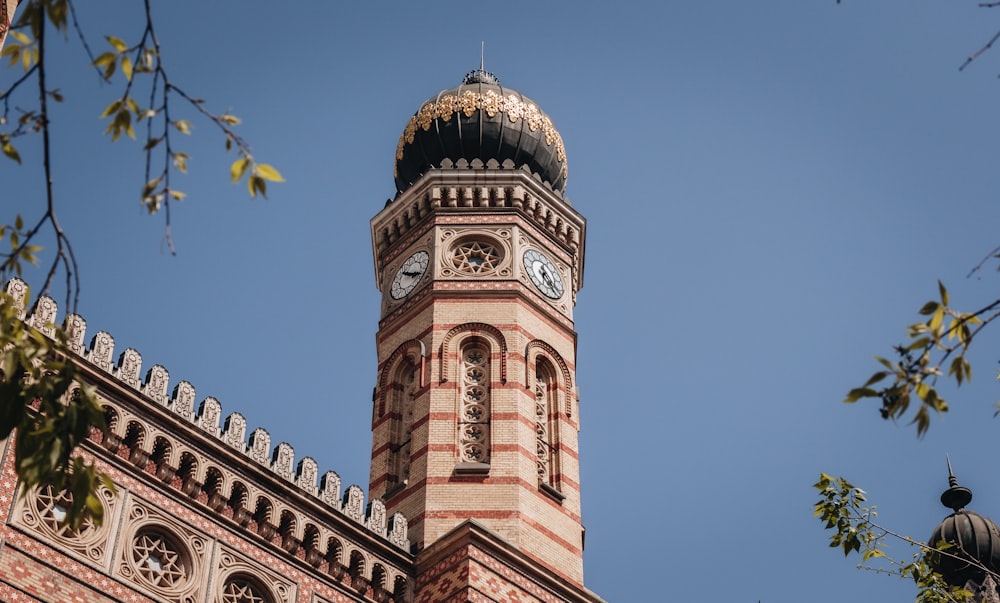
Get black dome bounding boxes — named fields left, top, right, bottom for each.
left=394, top=69, right=567, bottom=195
left=929, top=509, right=1000, bottom=586
left=929, top=466, right=1000, bottom=587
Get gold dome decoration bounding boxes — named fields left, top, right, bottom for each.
left=394, top=90, right=567, bottom=177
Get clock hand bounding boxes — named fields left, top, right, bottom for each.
left=403, top=270, right=422, bottom=277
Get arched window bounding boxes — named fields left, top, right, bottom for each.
left=535, top=358, right=560, bottom=491
left=459, top=341, right=491, bottom=465
left=388, top=359, right=418, bottom=487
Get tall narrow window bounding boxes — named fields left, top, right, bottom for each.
left=388, top=360, right=418, bottom=487
left=535, top=359, right=559, bottom=490
left=459, top=343, right=490, bottom=465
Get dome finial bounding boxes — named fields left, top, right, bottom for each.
left=941, top=455, right=973, bottom=512
left=463, top=42, right=499, bottom=85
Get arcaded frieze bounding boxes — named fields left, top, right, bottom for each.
left=3, top=277, right=412, bottom=562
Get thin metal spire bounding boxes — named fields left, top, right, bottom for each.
left=462, top=43, right=499, bottom=85
left=941, top=455, right=973, bottom=512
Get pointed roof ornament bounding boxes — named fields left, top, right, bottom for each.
left=941, top=455, right=973, bottom=512
left=463, top=42, right=499, bottom=85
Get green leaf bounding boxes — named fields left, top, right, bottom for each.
left=11, top=31, right=31, bottom=45
left=938, top=280, right=949, bottom=306
left=844, top=387, right=877, bottom=403
left=248, top=175, right=266, bottom=198
left=862, top=371, right=889, bottom=388
left=918, top=301, right=938, bottom=316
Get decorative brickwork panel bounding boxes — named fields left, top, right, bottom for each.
left=0, top=545, right=121, bottom=603
left=114, top=500, right=208, bottom=603
left=11, top=483, right=119, bottom=568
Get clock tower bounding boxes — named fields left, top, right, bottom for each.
left=369, top=68, right=591, bottom=593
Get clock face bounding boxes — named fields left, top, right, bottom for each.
left=390, top=251, right=429, bottom=300
left=523, top=250, right=564, bottom=299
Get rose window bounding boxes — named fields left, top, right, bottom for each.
left=132, top=529, right=188, bottom=589
left=220, top=576, right=270, bottom=603
left=451, top=240, right=502, bottom=275
left=35, top=485, right=96, bottom=539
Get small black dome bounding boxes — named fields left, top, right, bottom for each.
left=393, top=70, right=567, bottom=195
left=929, top=465, right=1000, bottom=586
left=929, top=510, right=1000, bottom=586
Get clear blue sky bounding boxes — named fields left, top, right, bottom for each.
left=5, top=2, right=1000, bottom=600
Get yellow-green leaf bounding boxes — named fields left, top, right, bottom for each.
left=2, top=142, right=21, bottom=164
left=93, top=51, right=115, bottom=68
left=99, top=99, right=121, bottom=119
left=106, top=35, right=127, bottom=53
left=230, top=157, right=249, bottom=183
left=11, top=31, right=31, bottom=44
left=255, top=163, right=284, bottom=183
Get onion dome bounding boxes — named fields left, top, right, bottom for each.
left=928, top=461, right=1000, bottom=587
left=393, top=68, right=568, bottom=195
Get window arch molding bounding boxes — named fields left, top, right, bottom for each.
left=525, top=340, right=573, bottom=417
left=376, top=339, right=426, bottom=418
left=440, top=323, right=507, bottom=384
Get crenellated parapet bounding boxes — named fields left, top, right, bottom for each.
left=2, top=278, right=411, bottom=561
left=371, top=168, right=586, bottom=283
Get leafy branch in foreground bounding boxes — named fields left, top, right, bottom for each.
left=0, top=291, right=110, bottom=530
left=843, top=281, right=1000, bottom=436
left=2, top=0, right=283, bottom=259
left=813, top=474, right=979, bottom=603
left=0, top=0, right=284, bottom=528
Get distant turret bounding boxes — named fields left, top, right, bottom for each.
left=928, top=460, right=1000, bottom=599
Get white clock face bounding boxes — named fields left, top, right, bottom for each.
left=523, top=250, right=564, bottom=299
left=390, top=251, right=429, bottom=300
